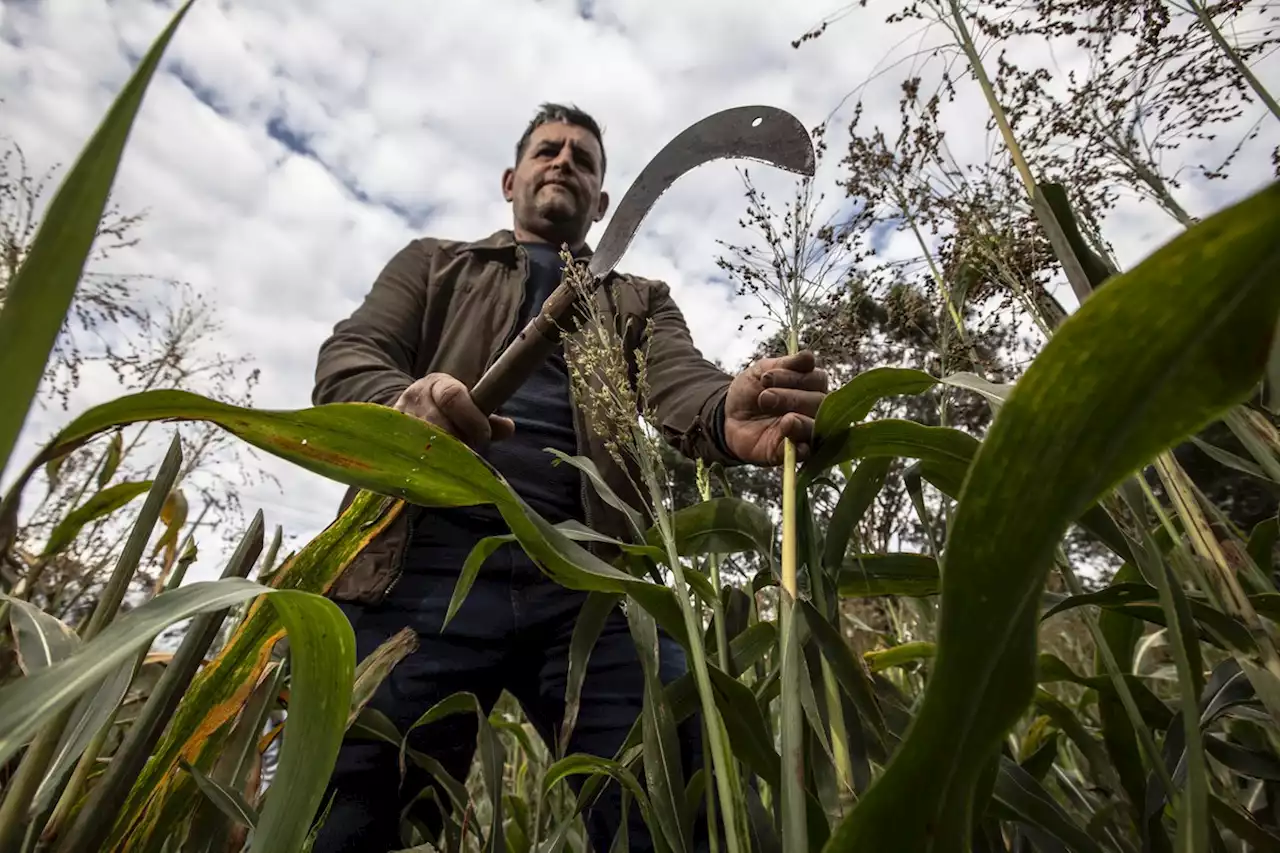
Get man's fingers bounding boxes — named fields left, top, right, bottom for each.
left=432, top=378, right=494, bottom=445
left=488, top=415, right=516, bottom=442
left=759, top=388, right=825, bottom=418
left=762, top=366, right=829, bottom=392
left=758, top=350, right=816, bottom=375
left=779, top=412, right=816, bottom=447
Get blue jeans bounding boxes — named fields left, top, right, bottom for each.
left=313, top=509, right=700, bottom=853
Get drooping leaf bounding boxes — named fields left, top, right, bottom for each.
left=542, top=753, right=657, bottom=838
left=349, top=627, right=418, bottom=728
left=991, top=757, right=1105, bottom=853
left=808, top=419, right=980, bottom=481
left=822, top=457, right=891, bottom=573
left=105, top=490, right=398, bottom=851
left=3, top=594, right=80, bottom=673
left=1042, top=582, right=1254, bottom=653
left=706, top=665, right=782, bottom=788
left=99, top=431, right=124, bottom=488
left=864, top=642, right=937, bottom=673
left=839, top=553, right=941, bottom=597
left=627, top=605, right=689, bottom=853
left=648, top=497, right=774, bottom=562
left=547, top=449, right=648, bottom=537
left=181, top=758, right=259, bottom=829
left=825, top=181, right=1280, bottom=851
left=813, top=367, right=941, bottom=441
left=559, top=592, right=622, bottom=756
left=799, top=600, right=889, bottom=750
left=41, top=480, right=153, bottom=557
left=0, top=0, right=195, bottom=476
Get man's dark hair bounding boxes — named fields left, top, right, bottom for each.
left=515, top=103, right=607, bottom=175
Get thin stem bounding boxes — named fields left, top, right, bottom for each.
left=1185, top=0, right=1280, bottom=122
left=944, top=0, right=1096, bottom=304
left=777, top=323, right=809, bottom=851
left=648, top=477, right=747, bottom=853
left=1129, top=479, right=1209, bottom=853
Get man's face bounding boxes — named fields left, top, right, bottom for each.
left=503, top=120, right=609, bottom=246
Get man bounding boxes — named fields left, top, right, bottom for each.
left=311, top=103, right=827, bottom=852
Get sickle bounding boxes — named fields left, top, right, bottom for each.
left=470, top=105, right=817, bottom=415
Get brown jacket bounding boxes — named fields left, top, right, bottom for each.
left=313, top=229, right=736, bottom=603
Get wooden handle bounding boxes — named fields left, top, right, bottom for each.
left=471, top=324, right=559, bottom=415
left=469, top=280, right=590, bottom=416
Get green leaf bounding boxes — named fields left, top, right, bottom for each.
left=864, top=642, right=936, bottom=673
left=1190, top=435, right=1269, bottom=480
left=8, top=391, right=693, bottom=645
left=0, top=580, right=265, bottom=764
left=559, top=592, right=622, bottom=756
left=32, top=658, right=136, bottom=814
left=1247, top=515, right=1278, bottom=575
left=626, top=605, right=689, bottom=853
left=3, top=594, right=80, bottom=673
left=547, top=449, right=647, bottom=537
left=825, top=180, right=1280, bottom=851
left=0, top=0, right=194, bottom=476
left=940, top=372, right=1012, bottom=410
left=838, top=553, right=940, bottom=597
left=105, top=490, right=395, bottom=850
left=241, top=590, right=354, bottom=853
left=813, top=367, right=940, bottom=441
left=41, top=479, right=153, bottom=557
left=181, top=758, right=259, bottom=829
left=991, top=757, right=1104, bottom=853
left=1043, top=582, right=1254, bottom=653
left=445, top=533, right=512, bottom=631
left=399, top=692, right=505, bottom=853
left=808, top=419, right=979, bottom=480
left=99, top=431, right=124, bottom=488
left=542, top=753, right=657, bottom=836
left=799, top=600, right=889, bottom=750
left=648, top=497, right=774, bottom=561
left=706, top=665, right=782, bottom=788
left=822, top=458, right=891, bottom=573
left=0, top=577, right=353, bottom=853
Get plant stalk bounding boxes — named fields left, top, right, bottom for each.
left=55, top=512, right=265, bottom=853
left=776, top=324, right=809, bottom=850
left=1183, top=0, right=1280, bottom=122
left=647, top=478, right=747, bottom=853
left=944, top=0, right=1096, bottom=304
left=0, top=439, right=183, bottom=850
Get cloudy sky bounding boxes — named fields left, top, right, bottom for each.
left=2, top=0, right=1277, bottom=580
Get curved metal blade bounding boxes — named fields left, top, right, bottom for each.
left=587, top=105, right=816, bottom=279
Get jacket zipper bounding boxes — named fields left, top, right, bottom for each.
left=380, top=249, right=530, bottom=604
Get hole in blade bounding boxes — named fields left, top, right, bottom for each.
left=751, top=116, right=763, bottom=127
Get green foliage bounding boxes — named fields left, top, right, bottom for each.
left=3, top=3, right=1280, bottom=852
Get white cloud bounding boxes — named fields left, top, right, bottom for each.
left=2, top=0, right=1276, bottom=581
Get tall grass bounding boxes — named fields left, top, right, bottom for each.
left=0, top=3, right=1278, bottom=852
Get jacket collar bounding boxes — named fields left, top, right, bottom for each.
left=460, top=228, right=595, bottom=258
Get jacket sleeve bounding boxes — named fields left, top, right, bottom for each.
left=313, top=240, right=430, bottom=407
left=640, top=279, right=741, bottom=465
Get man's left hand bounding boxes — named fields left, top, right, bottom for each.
left=723, top=351, right=829, bottom=466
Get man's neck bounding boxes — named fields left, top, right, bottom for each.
left=513, top=224, right=586, bottom=252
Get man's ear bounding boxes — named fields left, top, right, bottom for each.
left=501, top=167, right=515, bottom=202
left=594, top=190, right=610, bottom=222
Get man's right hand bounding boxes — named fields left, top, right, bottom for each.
left=394, top=373, right=515, bottom=449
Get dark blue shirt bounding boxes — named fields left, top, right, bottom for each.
left=412, top=243, right=584, bottom=548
